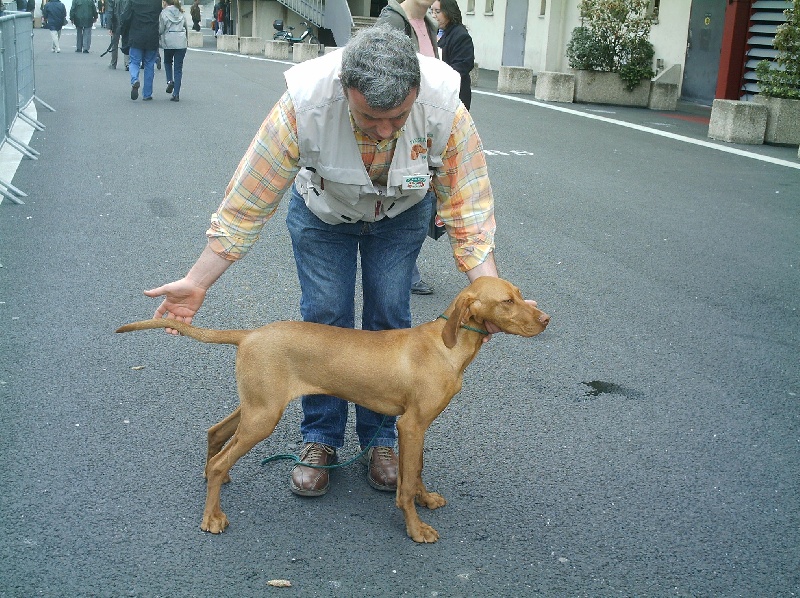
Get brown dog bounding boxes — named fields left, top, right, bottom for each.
left=116, top=276, right=550, bottom=542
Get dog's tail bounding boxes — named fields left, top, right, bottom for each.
left=115, top=318, right=249, bottom=346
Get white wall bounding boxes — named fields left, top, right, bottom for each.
left=463, top=0, right=692, bottom=78
left=462, top=0, right=507, bottom=71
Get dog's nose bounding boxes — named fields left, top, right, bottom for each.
left=539, top=313, right=551, bottom=326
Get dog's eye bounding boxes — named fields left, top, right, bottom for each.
left=503, top=298, right=514, bottom=304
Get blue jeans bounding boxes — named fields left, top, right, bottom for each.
left=411, top=191, right=436, bottom=286
left=128, top=47, right=158, bottom=99
left=286, top=185, right=432, bottom=448
left=164, top=48, right=186, bottom=97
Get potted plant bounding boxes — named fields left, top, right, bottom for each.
left=754, top=0, right=800, bottom=145
left=566, top=0, right=655, bottom=106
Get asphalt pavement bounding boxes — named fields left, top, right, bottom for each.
left=1, top=26, right=799, bottom=597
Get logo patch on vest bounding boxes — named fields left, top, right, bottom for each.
left=409, top=135, right=433, bottom=160
left=402, top=175, right=430, bottom=190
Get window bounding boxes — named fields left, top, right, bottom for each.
left=648, top=0, right=660, bottom=21
left=539, top=0, right=546, bottom=17
left=484, top=0, right=493, bottom=15
left=466, top=0, right=475, bottom=14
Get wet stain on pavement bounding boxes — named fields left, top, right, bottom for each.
left=581, top=380, right=642, bottom=400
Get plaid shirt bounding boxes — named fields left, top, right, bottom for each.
left=208, top=91, right=495, bottom=272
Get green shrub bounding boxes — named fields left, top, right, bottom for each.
left=755, top=0, right=800, bottom=99
left=566, top=0, right=655, bottom=91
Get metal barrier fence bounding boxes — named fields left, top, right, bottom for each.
left=0, top=10, right=54, bottom=204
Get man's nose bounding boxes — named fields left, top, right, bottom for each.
left=375, top=121, right=394, bottom=140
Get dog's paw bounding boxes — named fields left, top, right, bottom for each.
left=408, top=521, right=440, bottom=543
left=416, top=491, right=447, bottom=510
left=201, top=512, right=230, bottom=534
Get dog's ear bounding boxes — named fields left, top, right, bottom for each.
left=441, top=294, right=476, bottom=348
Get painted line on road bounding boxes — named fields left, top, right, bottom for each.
left=474, top=90, right=800, bottom=171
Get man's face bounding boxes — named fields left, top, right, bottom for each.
left=344, top=88, right=418, bottom=141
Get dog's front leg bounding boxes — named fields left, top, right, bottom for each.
left=396, top=419, right=445, bottom=543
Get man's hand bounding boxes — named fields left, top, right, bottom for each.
left=144, top=279, right=207, bottom=334
left=142, top=244, right=233, bottom=333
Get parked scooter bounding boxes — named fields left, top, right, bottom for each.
left=273, top=20, right=319, bottom=46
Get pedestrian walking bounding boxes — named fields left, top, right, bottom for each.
left=42, top=0, right=67, bottom=53
left=70, top=0, right=98, bottom=53
left=190, top=0, right=200, bottom=31
left=122, top=0, right=161, bottom=100
left=159, top=0, right=187, bottom=102
left=106, top=0, right=121, bottom=68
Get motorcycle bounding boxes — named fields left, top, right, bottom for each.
left=272, top=19, right=319, bottom=46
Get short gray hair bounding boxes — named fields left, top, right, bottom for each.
left=340, top=24, right=421, bottom=110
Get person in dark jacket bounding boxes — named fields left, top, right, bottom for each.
left=106, top=0, right=118, bottom=68
left=69, top=0, right=98, bottom=53
left=42, top=0, right=67, bottom=52
left=122, top=0, right=161, bottom=100
left=432, top=0, right=474, bottom=109
left=189, top=0, right=200, bottom=31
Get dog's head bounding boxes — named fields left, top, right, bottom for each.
left=441, top=277, right=550, bottom=348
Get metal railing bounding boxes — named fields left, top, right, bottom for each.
left=0, top=10, right=55, bottom=204
left=274, top=0, right=358, bottom=47
left=276, top=0, right=326, bottom=28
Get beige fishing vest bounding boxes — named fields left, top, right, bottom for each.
left=284, top=49, right=461, bottom=224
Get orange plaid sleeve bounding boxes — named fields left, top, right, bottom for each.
left=432, top=104, right=496, bottom=272
left=206, top=91, right=301, bottom=261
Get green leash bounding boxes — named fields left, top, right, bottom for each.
left=437, top=314, right=489, bottom=336
left=261, top=415, right=389, bottom=469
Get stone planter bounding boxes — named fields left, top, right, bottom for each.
left=534, top=71, right=575, bottom=103
left=292, top=43, right=321, bottom=63
left=498, top=66, right=533, bottom=94
left=239, top=37, right=264, bottom=55
left=216, top=35, right=239, bottom=52
left=753, top=95, right=800, bottom=145
left=188, top=30, right=203, bottom=48
left=573, top=70, right=650, bottom=107
left=265, top=40, right=290, bottom=60
left=707, top=100, right=767, bottom=145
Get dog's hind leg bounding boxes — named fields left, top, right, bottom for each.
left=206, top=406, right=241, bottom=482
left=201, top=402, right=286, bottom=534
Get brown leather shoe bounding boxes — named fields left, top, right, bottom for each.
left=290, top=443, right=336, bottom=497
left=366, top=446, right=398, bottom=492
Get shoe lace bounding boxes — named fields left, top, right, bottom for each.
left=300, top=443, right=333, bottom=465
left=371, top=446, right=394, bottom=461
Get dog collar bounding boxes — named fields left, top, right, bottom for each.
left=437, top=314, right=489, bottom=336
